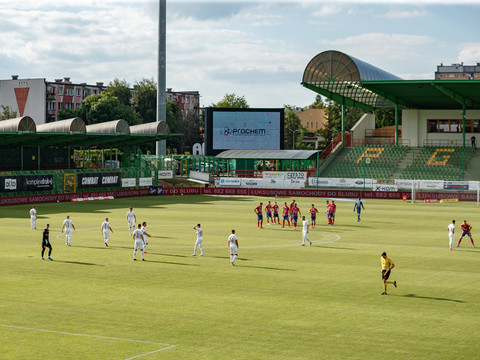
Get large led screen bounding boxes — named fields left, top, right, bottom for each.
left=205, top=108, right=284, bottom=155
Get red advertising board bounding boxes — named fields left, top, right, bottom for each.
left=0, top=187, right=477, bottom=206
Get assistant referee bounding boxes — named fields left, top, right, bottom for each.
left=381, top=251, right=396, bottom=295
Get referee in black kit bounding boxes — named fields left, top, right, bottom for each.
left=41, top=224, right=53, bottom=261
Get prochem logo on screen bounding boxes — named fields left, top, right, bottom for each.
left=224, top=127, right=266, bottom=136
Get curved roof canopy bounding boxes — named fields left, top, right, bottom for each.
left=130, top=121, right=170, bottom=135
left=0, top=116, right=36, bottom=132
left=36, top=117, right=86, bottom=133
left=86, top=119, right=130, bottom=134
left=302, top=50, right=480, bottom=111
left=216, top=149, right=318, bottom=160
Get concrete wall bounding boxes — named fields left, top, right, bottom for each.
left=0, top=78, right=47, bottom=124
left=351, top=113, right=375, bottom=144
left=402, top=109, right=480, bottom=147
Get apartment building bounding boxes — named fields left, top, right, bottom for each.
left=435, top=63, right=480, bottom=80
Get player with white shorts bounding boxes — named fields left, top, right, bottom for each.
left=192, top=224, right=204, bottom=256
left=448, top=220, right=455, bottom=250
left=228, top=229, right=239, bottom=266
left=133, top=224, right=145, bottom=261
left=62, top=215, right=76, bottom=246
left=302, top=216, right=312, bottom=246
left=101, top=217, right=114, bottom=247
left=141, top=222, right=151, bottom=252
left=126, top=207, right=136, bottom=235
left=30, top=206, right=37, bottom=229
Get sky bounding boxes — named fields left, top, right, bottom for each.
left=0, top=0, right=479, bottom=108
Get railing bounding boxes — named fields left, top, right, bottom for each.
left=352, top=138, right=410, bottom=146
left=423, top=139, right=465, bottom=146
left=365, top=128, right=401, bottom=137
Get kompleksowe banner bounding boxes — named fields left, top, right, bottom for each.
left=77, top=172, right=121, bottom=189
left=0, top=175, right=54, bottom=192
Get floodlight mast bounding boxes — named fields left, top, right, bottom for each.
left=156, top=0, right=167, bottom=156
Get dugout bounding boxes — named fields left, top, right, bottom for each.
left=215, top=149, right=319, bottom=177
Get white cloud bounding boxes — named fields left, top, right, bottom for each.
left=312, top=4, right=344, bottom=16
left=457, top=43, right=480, bottom=64
left=383, top=9, right=428, bottom=18
left=320, top=33, right=435, bottom=62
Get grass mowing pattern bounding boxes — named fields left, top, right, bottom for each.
left=1, top=196, right=479, bottom=359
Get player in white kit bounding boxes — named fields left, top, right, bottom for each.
left=448, top=220, right=455, bottom=250
left=141, top=222, right=151, bottom=253
left=192, top=224, right=204, bottom=256
left=126, top=207, right=136, bottom=235
left=302, top=216, right=312, bottom=246
left=101, top=217, right=114, bottom=247
left=132, top=224, right=145, bottom=261
left=61, top=215, right=76, bottom=246
left=29, top=206, right=37, bottom=229
left=228, top=229, right=239, bottom=266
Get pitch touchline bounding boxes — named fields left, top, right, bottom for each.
left=0, top=324, right=176, bottom=359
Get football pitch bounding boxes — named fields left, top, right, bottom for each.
left=1, top=195, right=479, bottom=359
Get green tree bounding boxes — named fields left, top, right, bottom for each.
left=134, top=78, right=157, bottom=123
left=108, top=78, right=132, bottom=107
left=57, top=108, right=80, bottom=121
left=0, top=105, right=18, bottom=120
left=212, top=93, right=249, bottom=108
left=165, top=101, right=185, bottom=154
left=77, top=92, right=141, bottom=126
left=375, top=108, right=399, bottom=128
left=284, top=105, right=306, bottom=149
left=183, top=110, right=204, bottom=153
left=317, top=100, right=366, bottom=147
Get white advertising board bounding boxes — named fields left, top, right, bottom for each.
left=373, top=184, right=398, bottom=191
left=139, top=177, right=153, bottom=186
left=218, top=178, right=241, bottom=186
left=122, top=178, right=136, bottom=187
left=158, top=170, right=174, bottom=179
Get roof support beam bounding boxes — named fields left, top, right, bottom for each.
left=431, top=82, right=480, bottom=109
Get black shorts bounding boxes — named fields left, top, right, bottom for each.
left=382, top=269, right=391, bottom=280
left=42, top=241, right=52, bottom=249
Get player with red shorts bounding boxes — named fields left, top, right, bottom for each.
left=457, top=220, right=475, bottom=248
left=289, top=199, right=296, bottom=222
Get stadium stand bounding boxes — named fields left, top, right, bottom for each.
left=399, top=146, right=474, bottom=180
left=325, top=145, right=409, bottom=178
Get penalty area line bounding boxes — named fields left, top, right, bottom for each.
left=0, top=324, right=176, bottom=359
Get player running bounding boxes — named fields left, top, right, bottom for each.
left=101, top=217, right=114, bottom=247
left=325, top=200, right=330, bottom=225
left=126, top=207, right=136, bottom=236
left=254, top=202, right=264, bottom=229
left=282, top=202, right=291, bottom=228
left=41, top=224, right=53, bottom=261
left=192, top=224, right=204, bottom=256
left=353, top=198, right=365, bottom=222
left=265, top=201, right=273, bottom=225
left=228, top=229, right=239, bottom=266
left=272, top=202, right=280, bottom=225
left=301, top=216, right=312, bottom=246
left=309, top=204, right=318, bottom=228
left=61, top=215, right=76, bottom=246
left=457, top=220, right=475, bottom=248
left=132, top=224, right=146, bottom=261
left=29, top=206, right=37, bottom=230
left=141, top=222, right=151, bottom=253
left=291, top=203, right=301, bottom=230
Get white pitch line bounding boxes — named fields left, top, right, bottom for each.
left=0, top=324, right=176, bottom=359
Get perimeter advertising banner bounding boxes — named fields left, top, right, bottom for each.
left=77, top=172, right=121, bottom=189
left=0, top=175, right=54, bottom=192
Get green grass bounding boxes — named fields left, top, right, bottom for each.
left=1, top=195, right=479, bottom=359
